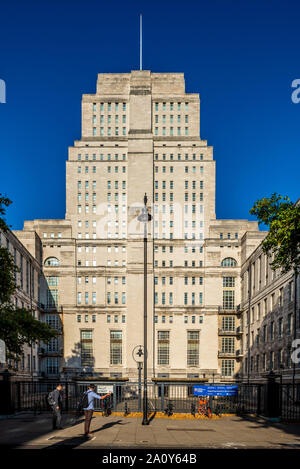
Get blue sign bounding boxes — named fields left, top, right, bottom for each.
left=193, top=385, right=238, bottom=397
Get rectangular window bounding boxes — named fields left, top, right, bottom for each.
left=263, top=325, right=267, bottom=342
left=222, top=337, right=235, bottom=353
left=47, top=289, right=58, bottom=307
left=288, top=281, right=293, bottom=302
left=279, top=287, right=283, bottom=306
left=80, top=330, right=93, bottom=367
left=46, top=276, right=58, bottom=287
left=45, top=314, right=59, bottom=330
left=221, top=359, right=235, bottom=377
left=270, top=321, right=274, bottom=340
left=110, top=331, right=122, bottom=365
left=222, top=317, right=235, bottom=332
left=223, top=277, right=235, bottom=287
left=47, top=337, right=58, bottom=353
left=288, top=313, right=293, bottom=334
left=46, top=357, right=59, bottom=375
left=270, top=351, right=274, bottom=370
left=157, top=331, right=170, bottom=365
left=187, top=331, right=199, bottom=366
left=223, top=290, right=235, bottom=309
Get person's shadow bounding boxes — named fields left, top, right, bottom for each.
left=42, top=419, right=128, bottom=449
left=92, top=420, right=128, bottom=433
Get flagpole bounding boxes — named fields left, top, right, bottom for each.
left=140, top=14, right=142, bottom=71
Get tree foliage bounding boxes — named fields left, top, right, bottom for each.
left=249, top=193, right=300, bottom=273
left=0, top=195, right=11, bottom=233
left=0, top=194, right=57, bottom=361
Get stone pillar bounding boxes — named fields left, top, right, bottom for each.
left=0, top=370, right=14, bottom=414
left=126, top=71, right=154, bottom=379
left=264, top=371, right=280, bottom=418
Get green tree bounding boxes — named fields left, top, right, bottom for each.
left=250, top=193, right=300, bottom=273
left=250, top=193, right=300, bottom=387
left=0, top=194, right=57, bottom=362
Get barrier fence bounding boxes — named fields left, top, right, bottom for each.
left=1, top=378, right=300, bottom=421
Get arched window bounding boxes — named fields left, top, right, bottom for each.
left=44, top=257, right=60, bottom=266
left=221, top=257, right=237, bottom=267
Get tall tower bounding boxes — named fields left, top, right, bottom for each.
left=23, top=70, right=260, bottom=381
left=64, top=71, right=217, bottom=380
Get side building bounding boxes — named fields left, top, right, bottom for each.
left=240, top=231, right=300, bottom=383
left=0, top=228, right=54, bottom=379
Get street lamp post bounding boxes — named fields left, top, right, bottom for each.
left=132, top=345, right=144, bottom=412
left=138, top=194, right=152, bottom=425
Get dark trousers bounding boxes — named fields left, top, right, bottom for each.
left=52, top=406, right=62, bottom=429
left=84, top=409, right=94, bottom=434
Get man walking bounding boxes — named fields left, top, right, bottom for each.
left=83, top=384, right=111, bottom=438
left=48, top=383, right=64, bottom=430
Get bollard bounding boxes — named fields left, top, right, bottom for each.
left=124, top=402, right=130, bottom=416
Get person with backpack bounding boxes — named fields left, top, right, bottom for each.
left=47, top=384, right=64, bottom=430
left=78, top=384, right=111, bottom=438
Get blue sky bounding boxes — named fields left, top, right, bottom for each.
left=0, top=0, right=299, bottom=230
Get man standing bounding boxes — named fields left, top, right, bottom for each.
left=48, top=383, right=64, bottom=430
left=83, top=384, right=111, bottom=438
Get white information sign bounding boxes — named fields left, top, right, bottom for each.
left=97, top=385, right=114, bottom=394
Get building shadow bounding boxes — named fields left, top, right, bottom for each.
left=232, top=413, right=300, bottom=442
left=0, top=412, right=85, bottom=448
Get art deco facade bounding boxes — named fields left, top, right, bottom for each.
left=17, top=71, right=267, bottom=382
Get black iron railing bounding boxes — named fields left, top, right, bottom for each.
left=2, top=379, right=300, bottom=421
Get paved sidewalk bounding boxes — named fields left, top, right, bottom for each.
left=0, top=412, right=300, bottom=449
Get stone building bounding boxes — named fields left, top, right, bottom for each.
left=17, top=70, right=268, bottom=382
left=0, top=228, right=43, bottom=378
left=240, top=231, right=300, bottom=383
